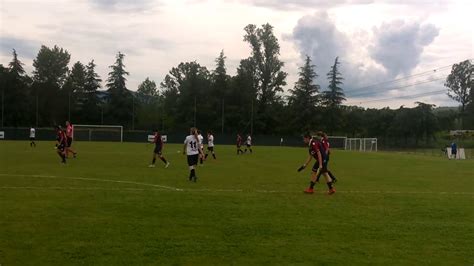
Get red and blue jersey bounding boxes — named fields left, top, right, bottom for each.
left=56, top=130, right=67, bottom=145
left=309, top=138, right=327, bottom=161
left=154, top=133, right=163, bottom=147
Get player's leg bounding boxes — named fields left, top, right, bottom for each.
left=211, top=147, right=216, bottom=159
left=158, top=151, right=169, bottom=167
left=304, top=163, right=320, bottom=194
left=323, top=170, right=336, bottom=194
left=57, top=146, right=66, bottom=163
left=149, top=152, right=157, bottom=167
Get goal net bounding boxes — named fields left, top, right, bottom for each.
left=345, top=138, right=377, bottom=152
left=73, top=125, right=123, bottom=142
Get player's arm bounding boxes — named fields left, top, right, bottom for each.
left=317, top=150, right=323, bottom=169
left=298, top=155, right=312, bottom=172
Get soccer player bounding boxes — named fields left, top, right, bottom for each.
left=236, top=134, right=244, bottom=155
left=29, top=126, right=36, bottom=147
left=198, top=130, right=205, bottom=165
left=205, top=131, right=217, bottom=160
left=297, top=133, right=335, bottom=195
left=183, top=127, right=203, bottom=182
left=55, top=126, right=67, bottom=164
left=315, top=131, right=338, bottom=183
left=65, top=121, right=77, bottom=158
left=244, top=134, right=252, bottom=153
left=149, top=129, right=170, bottom=168
left=450, top=142, right=457, bottom=159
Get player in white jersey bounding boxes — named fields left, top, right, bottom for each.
left=197, top=130, right=205, bottom=165
left=29, top=127, right=36, bottom=147
left=183, top=127, right=203, bottom=182
left=204, top=131, right=217, bottom=160
left=244, top=134, right=253, bottom=153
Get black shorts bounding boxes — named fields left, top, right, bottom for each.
left=207, top=146, right=214, bottom=152
left=30, top=137, right=35, bottom=141
left=246, top=144, right=251, bottom=148
left=312, top=161, right=328, bottom=173
left=154, top=145, right=162, bottom=155
left=67, top=137, right=73, bottom=147
left=187, top=154, right=199, bottom=166
left=452, top=150, right=457, bottom=155
left=57, top=144, right=65, bottom=152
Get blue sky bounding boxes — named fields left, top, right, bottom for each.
left=0, top=0, right=472, bottom=108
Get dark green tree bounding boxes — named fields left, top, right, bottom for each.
left=211, top=50, right=231, bottom=133
left=243, top=23, right=287, bottom=133
left=63, top=61, right=86, bottom=121
left=136, top=77, right=160, bottom=130
left=445, top=59, right=473, bottom=128
left=106, top=52, right=132, bottom=126
left=322, top=57, right=346, bottom=134
left=81, top=60, right=102, bottom=124
left=32, top=45, right=71, bottom=125
left=287, top=55, right=320, bottom=133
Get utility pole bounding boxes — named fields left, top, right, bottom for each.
left=193, top=95, right=197, bottom=127
left=221, top=98, right=224, bottom=134
left=35, top=93, right=39, bottom=127
left=132, top=94, right=135, bottom=130
left=250, top=99, right=254, bottom=135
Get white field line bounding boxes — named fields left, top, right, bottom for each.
left=0, top=173, right=182, bottom=191
left=1, top=173, right=473, bottom=195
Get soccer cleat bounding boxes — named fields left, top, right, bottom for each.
left=303, top=188, right=314, bottom=194
left=327, top=188, right=336, bottom=195
left=165, top=162, right=170, bottom=168
left=148, top=164, right=156, bottom=168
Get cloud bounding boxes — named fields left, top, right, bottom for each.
left=369, top=20, right=439, bottom=77
left=89, top=0, right=160, bottom=12
left=0, top=37, right=41, bottom=59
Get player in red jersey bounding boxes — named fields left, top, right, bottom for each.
left=55, top=126, right=67, bottom=164
left=236, top=134, right=244, bottom=155
left=149, top=129, right=170, bottom=168
left=65, top=121, right=77, bottom=158
left=315, top=131, right=338, bottom=183
left=297, top=132, right=335, bottom=195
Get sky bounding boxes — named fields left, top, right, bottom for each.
left=0, top=0, right=472, bottom=109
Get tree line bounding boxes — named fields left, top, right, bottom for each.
left=1, top=23, right=473, bottom=146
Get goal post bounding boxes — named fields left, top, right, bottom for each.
left=73, top=124, right=123, bottom=142
left=345, top=138, right=378, bottom=152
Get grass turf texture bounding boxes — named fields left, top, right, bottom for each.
left=0, top=141, right=473, bottom=265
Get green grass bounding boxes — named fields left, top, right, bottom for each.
left=0, top=141, right=473, bottom=265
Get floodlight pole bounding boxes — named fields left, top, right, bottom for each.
left=250, top=99, right=254, bottom=135
left=35, top=93, right=38, bottom=127
left=132, top=94, right=135, bottom=130
left=68, top=91, right=71, bottom=121
left=193, top=95, right=197, bottom=127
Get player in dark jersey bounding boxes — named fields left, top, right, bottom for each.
left=236, top=134, right=244, bottom=155
left=297, top=132, right=335, bottom=194
left=149, top=129, right=170, bottom=168
left=65, top=121, right=77, bottom=158
left=315, top=131, right=338, bottom=183
left=55, top=126, right=67, bottom=164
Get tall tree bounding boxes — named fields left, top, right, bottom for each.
left=287, top=55, right=320, bottom=132
left=445, top=59, right=473, bottom=128
left=63, top=61, right=86, bottom=121
left=322, top=57, right=346, bottom=134
left=2, top=50, right=31, bottom=126
left=323, top=57, right=346, bottom=107
left=106, top=52, right=132, bottom=126
left=81, top=60, right=102, bottom=124
left=32, top=45, right=70, bottom=125
left=243, top=23, right=287, bottom=133
left=212, top=50, right=230, bottom=132
left=160, top=61, right=210, bottom=131
left=136, top=77, right=160, bottom=129
left=137, top=77, right=158, bottom=104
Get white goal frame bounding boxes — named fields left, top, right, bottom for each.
left=74, top=124, right=123, bottom=142
left=345, top=138, right=378, bottom=152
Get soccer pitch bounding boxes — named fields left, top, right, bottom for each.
left=0, top=141, right=473, bottom=265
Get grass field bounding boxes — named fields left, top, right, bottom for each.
left=0, top=140, right=473, bottom=265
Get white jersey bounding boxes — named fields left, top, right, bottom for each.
left=198, top=134, right=204, bottom=149
left=30, top=128, right=35, bottom=138
left=208, top=135, right=214, bottom=147
left=184, top=135, right=199, bottom=155
left=246, top=136, right=252, bottom=145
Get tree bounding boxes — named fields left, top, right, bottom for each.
left=137, top=77, right=158, bottom=104
left=2, top=50, right=31, bottom=126
left=106, top=52, right=132, bottom=126
left=322, top=57, right=346, bottom=133
left=323, top=57, right=346, bottom=107
left=445, top=59, right=473, bottom=128
left=32, top=45, right=71, bottom=125
left=136, top=78, right=160, bottom=130
left=212, top=50, right=231, bottom=133
left=287, top=55, right=320, bottom=133
left=160, top=61, right=211, bottom=131
left=243, top=23, right=287, bottom=133
left=81, top=60, right=102, bottom=124
left=63, top=61, right=86, bottom=121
